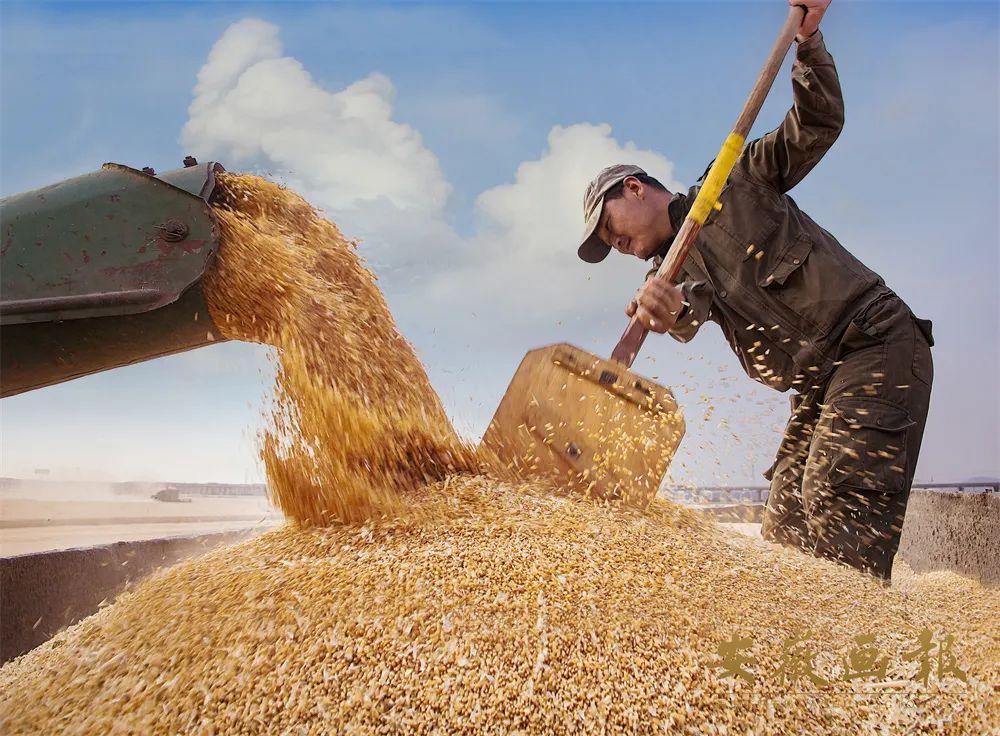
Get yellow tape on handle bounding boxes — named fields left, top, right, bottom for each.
left=687, top=132, right=745, bottom=224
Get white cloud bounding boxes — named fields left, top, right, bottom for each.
left=181, top=18, right=450, bottom=213
left=452, top=123, right=683, bottom=314
left=477, top=122, right=680, bottom=253
left=187, top=18, right=283, bottom=120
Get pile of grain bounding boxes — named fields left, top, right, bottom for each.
left=1, top=477, right=996, bottom=734
left=202, top=174, right=484, bottom=525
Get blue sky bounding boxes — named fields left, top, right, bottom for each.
left=2, top=1, right=997, bottom=485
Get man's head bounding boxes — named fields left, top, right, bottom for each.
left=577, top=165, right=673, bottom=263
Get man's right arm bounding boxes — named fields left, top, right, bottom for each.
left=741, top=30, right=844, bottom=193
left=667, top=280, right=714, bottom=344
left=637, top=261, right=714, bottom=343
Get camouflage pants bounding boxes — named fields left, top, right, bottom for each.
left=761, top=294, right=934, bottom=580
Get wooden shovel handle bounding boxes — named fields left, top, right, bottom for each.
left=610, top=4, right=806, bottom=367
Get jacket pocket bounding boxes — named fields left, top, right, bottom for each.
left=758, top=234, right=843, bottom=337
left=827, top=397, right=915, bottom=494
left=758, top=236, right=812, bottom=286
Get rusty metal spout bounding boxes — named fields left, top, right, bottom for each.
left=0, top=162, right=228, bottom=397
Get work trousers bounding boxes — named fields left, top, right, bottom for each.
left=761, top=293, right=934, bottom=580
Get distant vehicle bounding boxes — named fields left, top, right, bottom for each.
left=151, top=488, right=191, bottom=503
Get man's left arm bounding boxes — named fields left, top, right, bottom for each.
left=741, top=1, right=843, bottom=192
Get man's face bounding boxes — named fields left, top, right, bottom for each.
left=596, top=178, right=665, bottom=260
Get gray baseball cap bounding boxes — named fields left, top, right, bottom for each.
left=577, top=163, right=646, bottom=263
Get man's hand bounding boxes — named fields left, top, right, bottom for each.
left=790, top=0, right=831, bottom=42
left=625, top=279, right=685, bottom=334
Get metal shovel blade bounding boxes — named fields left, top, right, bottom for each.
left=481, top=343, right=685, bottom=508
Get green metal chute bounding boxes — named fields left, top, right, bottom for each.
left=0, top=161, right=227, bottom=397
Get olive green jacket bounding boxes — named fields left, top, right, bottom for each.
left=649, top=31, right=906, bottom=392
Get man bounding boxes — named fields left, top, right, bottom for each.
left=575, top=0, right=933, bottom=580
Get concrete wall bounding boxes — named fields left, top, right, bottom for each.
left=898, top=489, right=999, bottom=585
left=692, top=503, right=764, bottom=523
left=1, top=528, right=262, bottom=664
left=695, top=489, right=998, bottom=586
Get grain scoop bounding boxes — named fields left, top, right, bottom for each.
left=481, top=6, right=806, bottom=508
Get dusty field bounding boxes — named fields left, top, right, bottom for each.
left=0, top=520, right=278, bottom=557
left=0, top=497, right=280, bottom=555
